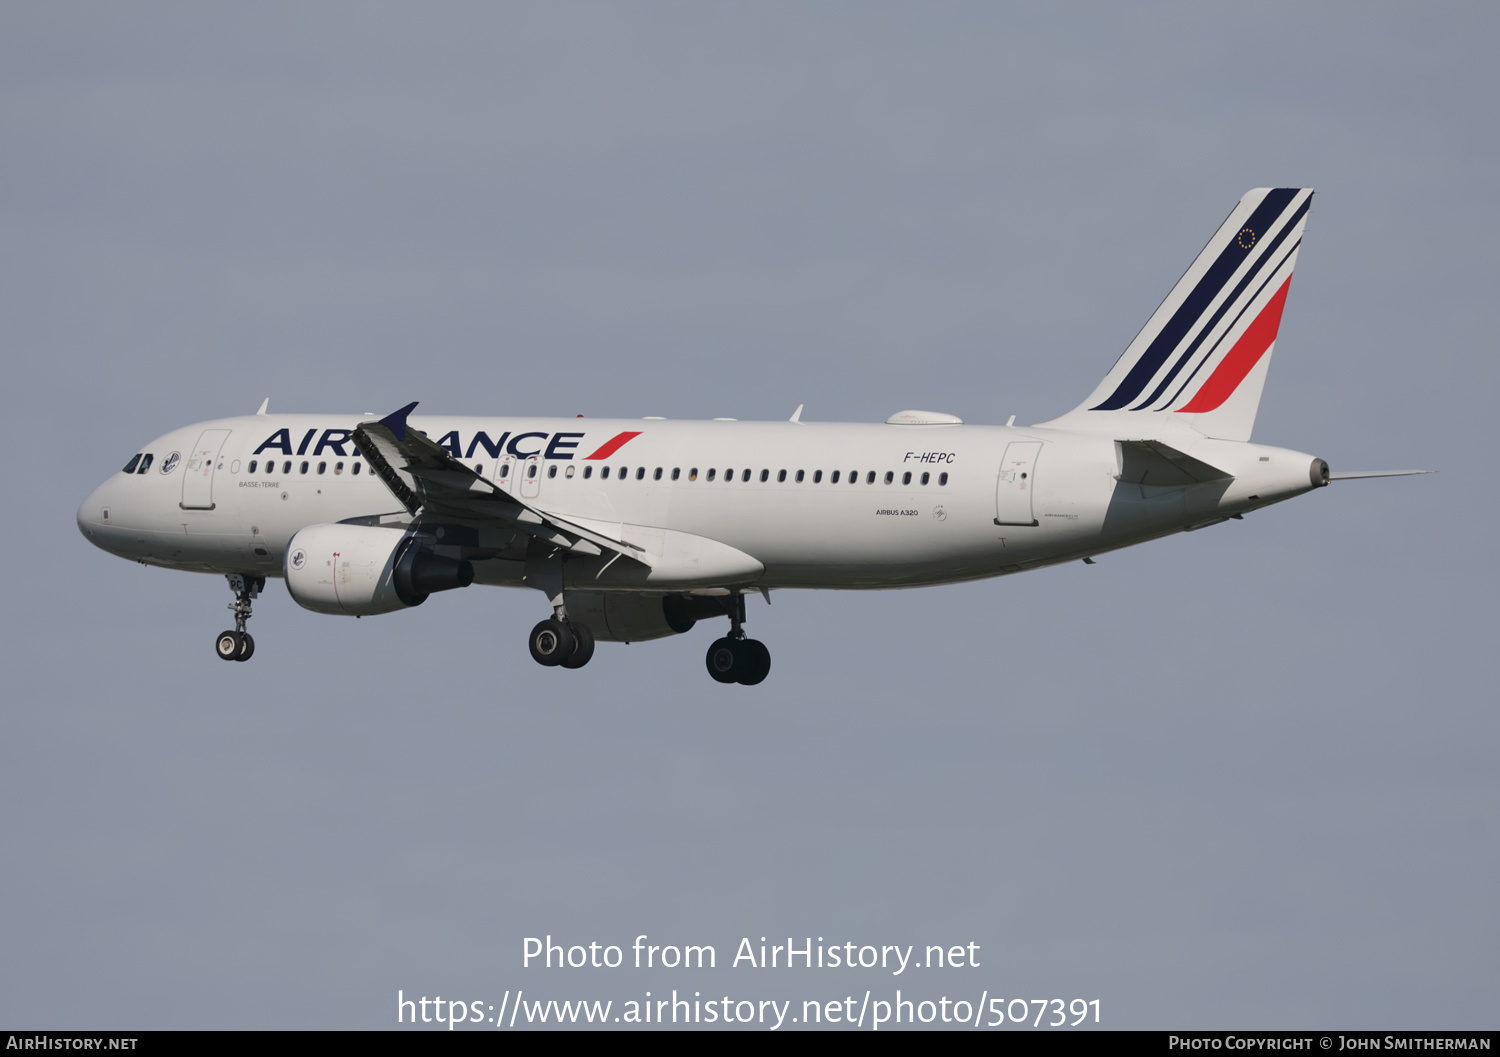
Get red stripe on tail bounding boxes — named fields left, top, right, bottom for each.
left=1178, top=277, right=1293, bottom=414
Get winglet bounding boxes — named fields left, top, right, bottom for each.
left=255, top=398, right=270, bottom=416
left=789, top=404, right=804, bottom=423
left=378, top=401, right=419, bottom=442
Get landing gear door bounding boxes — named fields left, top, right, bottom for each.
left=181, top=429, right=231, bottom=510
left=995, top=441, right=1041, bottom=527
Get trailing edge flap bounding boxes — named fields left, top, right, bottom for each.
left=1116, top=440, right=1234, bottom=487
left=352, top=403, right=649, bottom=563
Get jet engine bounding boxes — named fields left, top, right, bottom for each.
left=284, top=523, right=473, bottom=616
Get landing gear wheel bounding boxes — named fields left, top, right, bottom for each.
left=529, top=618, right=577, bottom=667
left=560, top=621, right=595, bottom=669
left=705, top=637, right=743, bottom=684
left=737, top=638, right=770, bottom=685
left=236, top=632, right=255, bottom=662
left=216, top=630, right=242, bottom=661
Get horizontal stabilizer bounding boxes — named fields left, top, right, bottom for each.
left=1116, top=440, right=1233, bottom=486
left=1329, top=470, right=1434, bottom=480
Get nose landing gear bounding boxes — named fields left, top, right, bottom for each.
left=705, top=592, right=771, bottom=686
left=215, top=574, right=264, bottom=662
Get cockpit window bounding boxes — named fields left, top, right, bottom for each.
left=122, top=454, right=142, bottom=474
left=137, top=454, right=153, bottom=474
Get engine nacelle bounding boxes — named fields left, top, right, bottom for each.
left=284, top=523, right=473, bottom=616
left=565, top=592, right=725, bottom=642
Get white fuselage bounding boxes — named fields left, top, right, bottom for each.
left=78, top=412, right=1323, bottom=593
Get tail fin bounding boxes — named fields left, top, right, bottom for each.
left=1037, top=187, right=1313, bottom=442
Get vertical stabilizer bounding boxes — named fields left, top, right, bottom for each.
left=1037, top=188, right=1313, bottom=441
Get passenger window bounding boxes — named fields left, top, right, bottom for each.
left=884, top=471, right=894, bottom=485
left=777, top=470, right=787, bottom=483
left=584, top=465, right=593, bottom=479
left=527, top=464, right=537, bottom=479
left=707, top=468, right=717, bottom=481
left=653, top=467, right=663, bottom=480
left=850, top=471, right=858, bottom=485
left=247, top=460, right=258, bottom=474
left=902, top=471, right=911, bottom=485
left=317, top=462, right=327, bottom=475
left=760, top=469, right=769, bottom=483
left=866, top=471, right=875, bottom=484
left=636, top=467, right=645, bottom=480
left=137, top=454, right=153, bottom=474
left=352, top=463, right=362, bottom=476
left=283, top=461, right=292, bottom=474
left=501, top=464, right=511, bottom=479
left=338, top=462, right=346, bottom=474
left=813, top=470, right=822, bottom=483
left=566, top=465, right=576, bottom=478
left=689, top=468, right=698, bottom=481
left=741, top=469, right=750, bottom=482
left=671, top=468, right=680, bottom=480
left=600, top=466, right=609, bottom=479
left=830, top=470, right=840, bottom=484
left=548, top=465, right=558, bottom=478
left=122, top=454, right=142, bottom=474
left=795, top=470, right=805, bottom=483
left=921, top=471, right=930, bottom=485
left=301, top=462, right=310, bottom=474
left=939, top=472, right=948, bottom=486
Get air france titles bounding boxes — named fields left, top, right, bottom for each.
left=253, top=427, right=622, bottom=461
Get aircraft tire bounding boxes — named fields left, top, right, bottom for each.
left=215, top=630, right=242, bottom=661
left=236, top=633, right=255, bottom=662
left=529, top=619, right=576, bottom=667
left=561, top=621, right=595, bottom=669
left=736, top=639, right=770, bottom=686
left=705, top=637, right=742, bottom=684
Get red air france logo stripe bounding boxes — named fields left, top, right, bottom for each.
left=583, top=431, right=642, bottom=460
left=1178, top=276, right=1292, bottom=414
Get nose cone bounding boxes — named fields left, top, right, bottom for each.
left=77, top=476, right=123, bottom=552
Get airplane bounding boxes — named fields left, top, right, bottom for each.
left=77, top=187, right=1425, bottom=685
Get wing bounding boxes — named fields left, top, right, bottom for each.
left=351, top=402, right=645, bottom=562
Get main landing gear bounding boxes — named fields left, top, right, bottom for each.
left=705, top=593, right=771, bottom=686
left=528, top=614, right=596, bottom=670
left=215, top=574, right=264, bottom=662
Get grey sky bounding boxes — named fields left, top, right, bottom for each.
left=2, top=2, right=1495, bottom=1029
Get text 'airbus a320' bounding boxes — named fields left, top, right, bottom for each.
left=79, top=188, right=1424, bottom=685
